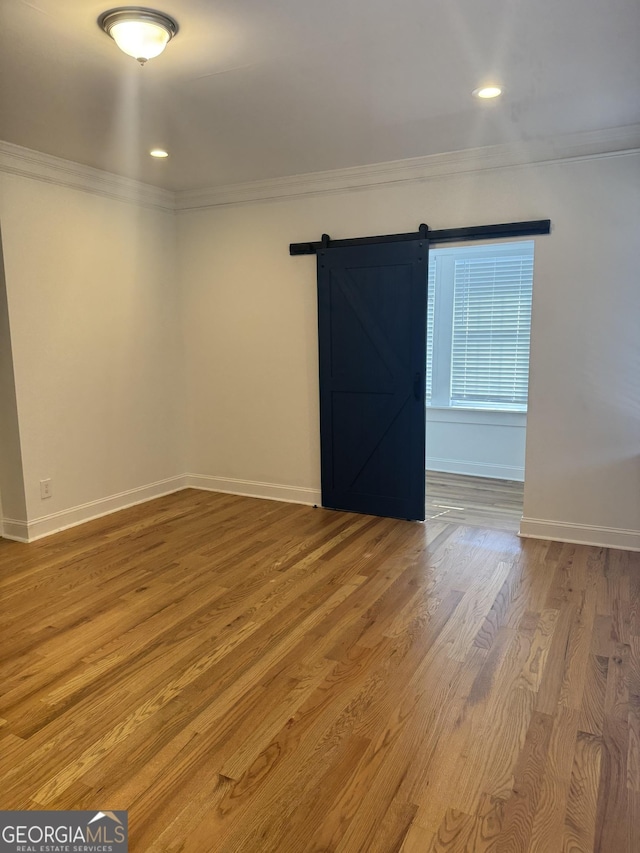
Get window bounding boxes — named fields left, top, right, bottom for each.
left=426, top=241, right=534, bottom=412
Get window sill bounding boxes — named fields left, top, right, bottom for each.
left=427, top=405, right=527, bottom=415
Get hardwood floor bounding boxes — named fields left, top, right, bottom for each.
left=0, top=489, right=638, bottom=852
left=426, top=471, right=524, bottom=532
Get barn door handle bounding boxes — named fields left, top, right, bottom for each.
left=413, top=372, right=422, bottom=401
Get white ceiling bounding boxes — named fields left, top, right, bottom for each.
left=1, top=0, right=639, bottom=191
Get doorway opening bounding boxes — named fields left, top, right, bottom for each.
left=425, top=240, right=533, bottom=531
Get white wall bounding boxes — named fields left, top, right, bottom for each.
left=178, top=201, right=321, bottom=501
left=521, top=154, right=640, bottom=547
left=426, top=409, right=526, bottom=481
left=0, top=144, right=637, bottom=550
left=0, top=232, right=28, bottom=532
left=179, top=152, right=640, bottom=549
left=0, top=173, right=184, bottom=538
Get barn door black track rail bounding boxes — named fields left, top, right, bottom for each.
left=289, top=219, right=551, bottom=255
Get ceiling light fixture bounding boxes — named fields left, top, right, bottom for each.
left=473, top=86, right=503, bottom=99
left=99, top=8, right=178, bottom=65
left=150, top=149, right=169, bottom=158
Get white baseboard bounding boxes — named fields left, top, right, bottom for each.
left=1, top=518, right=30, bottom=542
left=427, top=458, right=525, bottom=482
left=5, top=475, right=639, bottom=554
left=1, top=474, right=319, bottom=544
left=9, top=475, right=188, bottom=543
left=186, top=474, right=321, bottom=507
left=519, top=517, right=640, bottom=552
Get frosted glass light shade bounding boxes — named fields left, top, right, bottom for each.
left=99, top=9, right=178, bottom=64
left=111, top=20, right=170, bottom=60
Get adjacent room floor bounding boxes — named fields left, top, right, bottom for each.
left=0, top=490, right=638, bottom=852
left=426, top=470, right=524, bottom=532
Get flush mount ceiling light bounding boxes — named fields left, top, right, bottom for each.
left=150, top=149, right=169, bottom=158
left=99, top=7, right=178, bottom=65
left=473, top=86, right=503, bottom=99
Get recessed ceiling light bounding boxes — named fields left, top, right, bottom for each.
left=473, top=86, right=503, bottom=99
left=150, top=149, right=169, bottom=158
left=99, top=8, right=178, bottom=65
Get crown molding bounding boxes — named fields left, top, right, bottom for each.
left=2, top=125, right=638, bottom=215
left=0, top=141, right=175, bottom=213
left=176, top=124, right=640, bottom=212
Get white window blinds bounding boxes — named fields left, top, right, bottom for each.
left=450, top=253, right=533, bottom=410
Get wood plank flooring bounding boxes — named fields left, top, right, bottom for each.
left=426, top=471, right=524, bottom=532
left=0, top=489, right=638, bottom=852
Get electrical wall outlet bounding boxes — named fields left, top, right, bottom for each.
left=40, top=479, right=52, bottom=499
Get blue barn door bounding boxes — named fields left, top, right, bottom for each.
left=317, top=240, right=428, bottom=520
